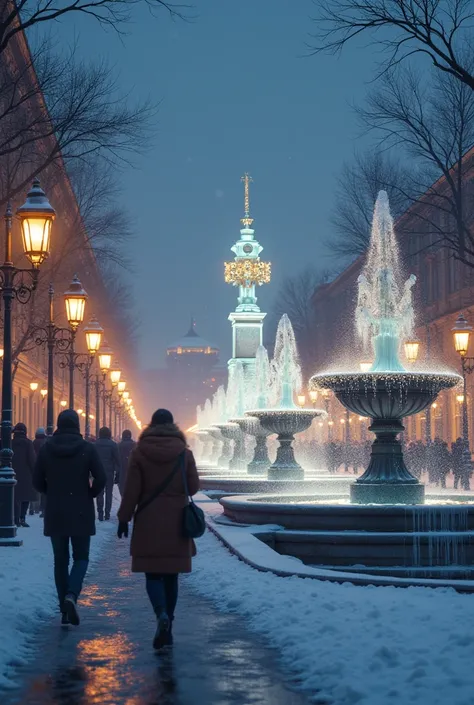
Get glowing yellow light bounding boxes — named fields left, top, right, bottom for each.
left=60, top=400, right=67, bottom=408
left=118, top=381, right=126, bottom=393
left=29, top=382, right=39, bottom=392
left=64, top=275, right=88, bottom=329
left=309, top=390, right=318, bottom=403
left=40, top=388, right=47, bottom=399
left=84, top=315, right=103, bottom=355
left=457, top=394, right=465, bottom=403
left=224, top=259, right=271, bottom=286
left=452, top=313, right=472, bottom=357
left=297, top=394, right=306, bottom=407
left=328, top=420, right=334, bottom=426
left=17, top=180, right=55, bottom=267
left=404, top=339, right=420, bottom=364
left=360, top=361, right=372, bottom=372
left=77, top=408, right=83, bottom=415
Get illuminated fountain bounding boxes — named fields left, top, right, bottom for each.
left=231, top=346, right=273, bottom=475
left=247, top=315, right=325, bottom=480
left=310, top=191, right=460, bottom=504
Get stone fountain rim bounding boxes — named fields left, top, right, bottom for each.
left=213, top=422, right=239, bottom=430
left=245, top=408, right=326, bottom=418
left=310, top=370, right=461, bottom=389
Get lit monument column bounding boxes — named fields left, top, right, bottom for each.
left=224, top=173, right=271, bottom=383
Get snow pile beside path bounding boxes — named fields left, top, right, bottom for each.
left=0, top=494, right=119, bottom=690
left=188, top=530, right=474, bottom=705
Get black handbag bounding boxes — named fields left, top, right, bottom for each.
left=180, top=452, right=206, bottom=539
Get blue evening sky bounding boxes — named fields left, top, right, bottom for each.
left=50, top=0, right=377, bottom=369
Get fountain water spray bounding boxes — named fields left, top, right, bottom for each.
left=311, top=191, right=460, bottom=504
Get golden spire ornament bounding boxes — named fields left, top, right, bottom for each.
left=240, top=172, right=254, bottom=228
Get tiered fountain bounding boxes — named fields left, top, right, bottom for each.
left=247, top=315, right=325, bottom=480
left=221, top=192, right=474, bottom=586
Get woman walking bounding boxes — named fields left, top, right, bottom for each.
left=12, top=423, right=37, bottom=527
left=117, top=409, right=200, bottom=650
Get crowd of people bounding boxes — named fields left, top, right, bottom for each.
left=297, top=438, right=473, bottom=489
left=10, top=407, right=200, bottom=652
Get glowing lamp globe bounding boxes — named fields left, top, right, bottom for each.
left=16, top=179, right=55, bottom=267
left=40, top=388, right=47, bottom=399
left=118, top=381, right=126, bottom=394
left=98, top=342, right=113, bottom=373
left=110, top=366, right=121, bottom=387
left=122, top=391, right=130, bottom=400
left=29, top=382, right=39, bottom=392
left=60, top=400, right=67, bottom=408
left=309, top=390, right=318, bottom=403
left=297, top=394, right=306, bottom=408
left=64, top=275, right=88, bottom=329
left=452, top=313, right=472, bottom=357
left=84, top=315, right=103, bottom=355
left=404, top=339, right=420, bottom=365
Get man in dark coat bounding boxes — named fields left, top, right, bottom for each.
left=95, top=426, right=121, bottom=521
left=118, top=429, right=136, bottom=496
left=31, top=427, right=47, bottom=515
left=33, top=409, right=106, bottom=627
left=12, top=423, right=37, bottom=527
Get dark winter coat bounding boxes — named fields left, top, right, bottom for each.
left=33, top=429, right=106, bottom=537
left=117, top=424, right=200, bottom=574
left=13, top=431, right=37, bottom=502
left=118, top=437, right=136, bottom=495
left=95, top=437, right=121, bottom=478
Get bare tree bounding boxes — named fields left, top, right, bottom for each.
left=0, top=41, right=155, bottom=209
left=0, top=0, right=187, bottom=57
left=328, top=151, right=413, bottom=258
left=270, top=267, right=333, bottom=380
left=356, top=67, right=474, bottom=266
left=311, top=0, right=474, bottom=90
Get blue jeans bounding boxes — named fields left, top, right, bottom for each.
left=145, top=574, right=179, bottom=618
left=50, top=536, right=90, bottom=611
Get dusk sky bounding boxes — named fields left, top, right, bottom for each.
left=54, top=0, right=377, bottom=370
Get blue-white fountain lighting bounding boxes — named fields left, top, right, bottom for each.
left=356, top=190, right=416, bottom=373
left=247, top=315, right=326, bottom=480
left=311, top=190, right=460, bottom=504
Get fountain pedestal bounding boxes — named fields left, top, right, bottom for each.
left=350, top=419, right=424, bottom=505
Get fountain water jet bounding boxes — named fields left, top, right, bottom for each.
left=311, top=191, right=460, bottom=504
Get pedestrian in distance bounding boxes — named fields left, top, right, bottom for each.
left=33, top=409, right=106, bottom=627
left=118, top=429, right=136, bottom=496
left=117, top=408, right=200, bottom=650
left=95, top=426, right=121, bottom=521
left=31, top=427, right=47, bottom=516
left=12, top=423, right=37, bottom=527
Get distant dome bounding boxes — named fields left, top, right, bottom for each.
left=167, top=319, right=219, bottom=356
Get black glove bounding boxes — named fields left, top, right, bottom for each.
left=117, top=521, right=128, bottom=539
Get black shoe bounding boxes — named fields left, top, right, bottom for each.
left=20, top=520, right=30, bottom=528
left=61, top=612, right=70, bottom=627
left=39, top=512, right=44, bottom=518
left=153, top=612, right=170, bottom=650
left=104, top=514, right=110, bottom=521
left=64, top=594, right=80, bottom=626
left=29, top=510, right=35, bottom=516
left=98, top=514, right=104, bottom=522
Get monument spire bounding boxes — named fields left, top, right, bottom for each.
left=241, top=172, right=254, bottom=228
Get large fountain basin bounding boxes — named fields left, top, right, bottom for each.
left=220, top=493, right=474, bottom=580
left=311, top=371, right=460, bottom=418
left=247, top=408, right=323, bottom=435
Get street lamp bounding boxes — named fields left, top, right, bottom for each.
left=452, top=312, right=474, bottom=488
left=60, top=400, right=67, bottom=408
left=297, top=394, right=306, bottom=408
left=117, top=380, right=126, bottom=395
left=309, top=390, right=318, bottom=406
left=63, top=275, right=88, bottom=408
left=0, top=180, right=55, bottom=546
left=97, top=341, right=113, bottom=430
left=404, top=339, right=420, bottom=364
left=29, top=382, right=38, bottom=393
left=79, top=316, right=103, bottom=439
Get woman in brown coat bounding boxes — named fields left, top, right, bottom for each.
left=117, top=408, right=199, bottom=650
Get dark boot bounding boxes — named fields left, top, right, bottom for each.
left=20, top=520, right=30, bottom=528
left=61, top=612, right=70, bottom=627
left=153, top=611, right=170, bottom=650
left=64, top=594, right=80, bottom=626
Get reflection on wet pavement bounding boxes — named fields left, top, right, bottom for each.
left=3, top=538, right=308, bottom=705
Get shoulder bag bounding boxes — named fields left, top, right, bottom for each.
left=135, top=452, right=184, bottom=517
left=180, top=452, right=206, bottom=538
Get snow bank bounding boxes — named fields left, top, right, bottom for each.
left=0, top=495, right=118, bottom=690
left=187, top=529, right=474, bottom=705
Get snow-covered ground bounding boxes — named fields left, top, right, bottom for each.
left=0, top=496, right=119, bottom=690
left=188, top=528, right=474, bottom=705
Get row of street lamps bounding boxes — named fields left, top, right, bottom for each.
left=0, top=179, right=141, bottom=547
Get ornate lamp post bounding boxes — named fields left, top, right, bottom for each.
left=82, top=316, right=103, bottom=439
left=0, top=180, right=55, bottom=546
left=63, top=275, right=88, bottom=408
left=97, top=342, right=112, bottom=433
left=109, top=364, right=122, bottom=432
left=452, top=313, right=474, bottom=485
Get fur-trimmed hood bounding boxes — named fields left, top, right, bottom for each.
left=135, top=423, right=187, bottom=465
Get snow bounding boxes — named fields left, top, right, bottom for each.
left=0, top=494, right=119, bottom=690
left=187, top=507, right=474, bottom=705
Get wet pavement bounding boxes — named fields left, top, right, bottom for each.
left=3, top=538, right=309, bottom=705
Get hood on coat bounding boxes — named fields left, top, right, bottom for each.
left=136, top=423, right=187, bottom=464
left=48, top=430, right=85, bottom=457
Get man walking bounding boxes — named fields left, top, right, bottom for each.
left=33, top=409, right=105, bottom=626
left=118, top=429, right=136, bottom=496
left=95, top=427, right=121, bottom=521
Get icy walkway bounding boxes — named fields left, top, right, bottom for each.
left=2, top=536, right=308, bottom=705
